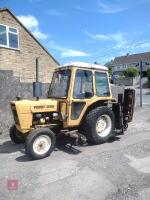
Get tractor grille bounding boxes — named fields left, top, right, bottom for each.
left=11, top=104, right=19, bottom=125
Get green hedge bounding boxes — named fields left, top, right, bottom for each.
left=123, top=67, right=139, bottom=77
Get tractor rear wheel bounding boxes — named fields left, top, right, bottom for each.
left=25, top=128, right=56, bottom=160
left=83, top=106, right=115, bottom=144
left=10, top=125, right=25, bottom=144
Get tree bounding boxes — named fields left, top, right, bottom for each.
left=108, top=66, right=112, bottom=75
left=123, top=67, right=139, bottom=77
left=104, top=62, right=113, bottom=75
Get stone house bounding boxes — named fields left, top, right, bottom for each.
left=0, top=8, right=59, bottom=83
left=112, top=52, right=150, bottom=75
left=0, top=8, right=59, bottom=135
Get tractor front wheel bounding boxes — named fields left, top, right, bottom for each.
left=25, top=128, right=56, bottom=160
left=10, top=125, right=25, bottom=144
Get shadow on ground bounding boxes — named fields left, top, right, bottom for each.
left=0, top=140, right=25, bottom=154
left=55, top=135, right=83, bottom=154
left=0, top=134, right=121, bottom=162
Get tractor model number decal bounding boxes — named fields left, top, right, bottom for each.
left=34, top=105, right=54, bottom=109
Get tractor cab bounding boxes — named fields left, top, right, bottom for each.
left=48, top=62, right=113, bottom=128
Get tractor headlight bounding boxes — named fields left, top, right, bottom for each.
left=40, top=118, right=46, bottom=124
left=35, top=113, right=42, bottom=119
left=45, top=116, right=50, bottom=121
left=52, top=112, right=59, bottom=120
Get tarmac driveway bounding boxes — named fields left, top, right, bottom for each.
left=0, top=106, right=150, bottom=200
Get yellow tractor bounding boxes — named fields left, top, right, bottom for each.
left=10, top=61, right=135, bottom=159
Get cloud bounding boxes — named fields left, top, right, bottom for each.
left=84, top=30, right=128, bottom=48
left=131, top=41, right=150, bottom=50
left=84, top=30, right=150, bottom=62
left=74, top=6, right=92, bottom=12
left=45, top=9, right=63, bottom=16
left=32, top=29, right=49, bottom=40
left=17, top=15, right=38, bottom=30
left=84, top=30, right=108, bottom=40
left=75, top=1, right=126, bottom=14
left=17, top=15, right=49, bottom=40
left=62, top=50, right=89, bottom=58
left=49, top=41, right=90, bottom=58
left=28, top=0, right=42, bottom=3
left=118, top=40, right=150, bottom=51
left=111, top=33, right=128, bottom=48
left=97, top=1, right=126, bottom=14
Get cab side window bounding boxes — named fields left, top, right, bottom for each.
left=95, top=72, right=110, bottom=96
left=73, top=69, right=93, bottom=99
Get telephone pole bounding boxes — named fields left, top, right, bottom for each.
left=139, top=61, right=143, bottom=107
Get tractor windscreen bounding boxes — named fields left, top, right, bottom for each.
left=48, top=69, right=71, bottom=98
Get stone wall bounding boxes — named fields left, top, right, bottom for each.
left=0, top=70, right=50, bottom=137
left=114, top=76, right=140, bottom=86
left=0, top=9, right=58, bottom=83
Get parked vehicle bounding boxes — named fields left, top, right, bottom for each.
left=10, top=61, right=135, bottom=159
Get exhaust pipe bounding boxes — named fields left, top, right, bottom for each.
left=33, top=57, right=42, bottom=100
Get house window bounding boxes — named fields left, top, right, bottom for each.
left=0, top=24, right=19, bottom=49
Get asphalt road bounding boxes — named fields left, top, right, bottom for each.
left=0, top=105, right=150, bottom=200
left=136, top=87, right=150, bottom=106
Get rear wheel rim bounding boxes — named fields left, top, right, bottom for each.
left=33, top=135, right=51, bottom=155
left=96, top=114, right=112, bottom=137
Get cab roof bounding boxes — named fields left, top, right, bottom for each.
left=57, top=62, right=108, bottom=71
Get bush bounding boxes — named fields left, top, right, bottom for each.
left=147, top=67, right=150, bottom=77
left=123, top=67, right=139, bottom=77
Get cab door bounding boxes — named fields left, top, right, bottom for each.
left=67, top=68, right=94, bottom=127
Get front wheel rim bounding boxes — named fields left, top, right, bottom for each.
left=33, top=135, right=51, bottom=155
left=96, top=114, right=112, bottom=137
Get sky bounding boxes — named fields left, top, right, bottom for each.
left=1, top=0, right=150, bottom=65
